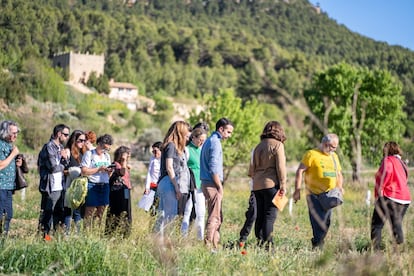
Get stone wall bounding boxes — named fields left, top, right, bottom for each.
left=53, top=52, right=104, bottom=83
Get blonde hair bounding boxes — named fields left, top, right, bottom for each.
left=162, top=121, right=191, bottom=155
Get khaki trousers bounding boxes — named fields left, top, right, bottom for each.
left=202, top=185, right=223, bottom=249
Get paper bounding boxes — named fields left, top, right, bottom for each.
left=138, top=190, right=155, bottom=211
left=272, top=190, right=288, bottom=211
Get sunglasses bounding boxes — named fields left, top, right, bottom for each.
left=77, top=139, right=86, bottom=143
left=101, top=144, right=111, bottom=151
left=62, top=132, right=70, bottom=137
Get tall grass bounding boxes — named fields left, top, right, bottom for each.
left=2, top=170, right=414, bottom=275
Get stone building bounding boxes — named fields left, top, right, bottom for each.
left=52, top=51, right=104, bottom=84
left=108, top=79, right=138, bottom=110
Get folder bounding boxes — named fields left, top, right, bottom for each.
left=272, top=190, right=288, bottom=211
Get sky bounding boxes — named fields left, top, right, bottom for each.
left=310, top=0, right=414, bottom=51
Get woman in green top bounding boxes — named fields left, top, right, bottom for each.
left=181, top=127, right=208, bottom=240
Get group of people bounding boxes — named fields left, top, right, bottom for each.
left=148, top=118, right=233, bottom=252
left=0, top=118, right=410, bottom=252
left=238, top=130, right=410, bottom=251
left=37, top=124, right=134, bottom=239
left=293, top=135, right=410, bottom=250
left=0, top=121, right=133, bottom=239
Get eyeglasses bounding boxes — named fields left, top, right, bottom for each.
left=327, top=143, right=337, bottom=151
left=62, top=132, right=70, bottom=137
left=77, top=139, right=86, bottom=143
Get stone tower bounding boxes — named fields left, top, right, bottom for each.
left=52, top=51, right=104, bottom=84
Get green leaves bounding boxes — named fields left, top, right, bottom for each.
left=305, top=63, right=406, bottom=180
left=21, top=58, right=66, bottom=103
left=190, top=89, right=263, bottom=180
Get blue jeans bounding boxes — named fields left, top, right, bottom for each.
left=306, top=194, right=332, bottom=248
left=154, top=176, right=178, bottom=235
left=0, top=190, right=13, bottom=234
left=64, top=207, right=82, bottom=234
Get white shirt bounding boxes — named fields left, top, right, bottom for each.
left=145, top=156, right=160, bottom=190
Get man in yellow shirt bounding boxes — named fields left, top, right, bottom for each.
left=293, top=134, right=344, bottom=249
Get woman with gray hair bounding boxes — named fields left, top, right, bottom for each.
left=0, top=120, right=20, bottom=235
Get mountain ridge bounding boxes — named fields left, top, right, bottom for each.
left=1, top=0, right=414, bottom=146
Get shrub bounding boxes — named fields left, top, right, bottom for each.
left=0, top=71, right=27, bottom=105
left=22, top=58, right=66, bottom=104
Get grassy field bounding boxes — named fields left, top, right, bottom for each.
left=1, top=169, right=413, bottom=275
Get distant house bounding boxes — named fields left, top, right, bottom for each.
left=108, top=79, right=138, bottom=110
left=52, top=51, right=104, bottom=84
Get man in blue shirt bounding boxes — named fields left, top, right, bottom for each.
left=200, top=117, right=233, bottom=252
left=0, top=120, right=20, bottom=235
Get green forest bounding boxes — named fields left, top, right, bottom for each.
left=1, top=0, right=414, bottom=171
left=2, top=2, right=414, bottom=274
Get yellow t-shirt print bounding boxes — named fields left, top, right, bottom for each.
left=302, top=149, right=340, bottom=195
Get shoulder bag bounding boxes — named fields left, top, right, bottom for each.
left=318, top=187, right=343, bottom=211
left=318, top=153, right=343, bottom=211
left=15, top=166, right=28, bottom=190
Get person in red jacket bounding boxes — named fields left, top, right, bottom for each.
left=371, top=141, right=411, bottom=250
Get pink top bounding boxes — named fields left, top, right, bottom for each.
left=115, top=161, right=131, bottom=189
left=375, top=155, right=411, bottom=202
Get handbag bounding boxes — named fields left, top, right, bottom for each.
left=110, top=175, right=125, bottom=191
left=318, top=187, right=343, bottom=211
left=65, top=176, right=88, bottom=209
left=15, top=167, right=28, bottom=190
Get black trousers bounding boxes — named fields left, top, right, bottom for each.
left=239, top=191, right=257, bottom=242
left=253, top=187, right=277, bottom=246
left=105, top=187, right=132, bottom=237
left=40, top=191, right=64, bottom=234
left=177, top=193, right=189, bottom=216
left=371, top=197, right=409, bottom=249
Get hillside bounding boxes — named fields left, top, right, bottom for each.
left=1, top=0, right=414, bottom=155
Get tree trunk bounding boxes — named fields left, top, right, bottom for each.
left=351, top=136, right=362, bottom=182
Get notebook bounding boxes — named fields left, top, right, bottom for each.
left=272, top=190, right=288, bottom=211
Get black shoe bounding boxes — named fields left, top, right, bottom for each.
left=223, top=240, right=238, bottom=250
left=311, top=238, right=324, bottom=250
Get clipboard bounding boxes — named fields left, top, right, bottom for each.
left=272, top=190, right=288, bottom=211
